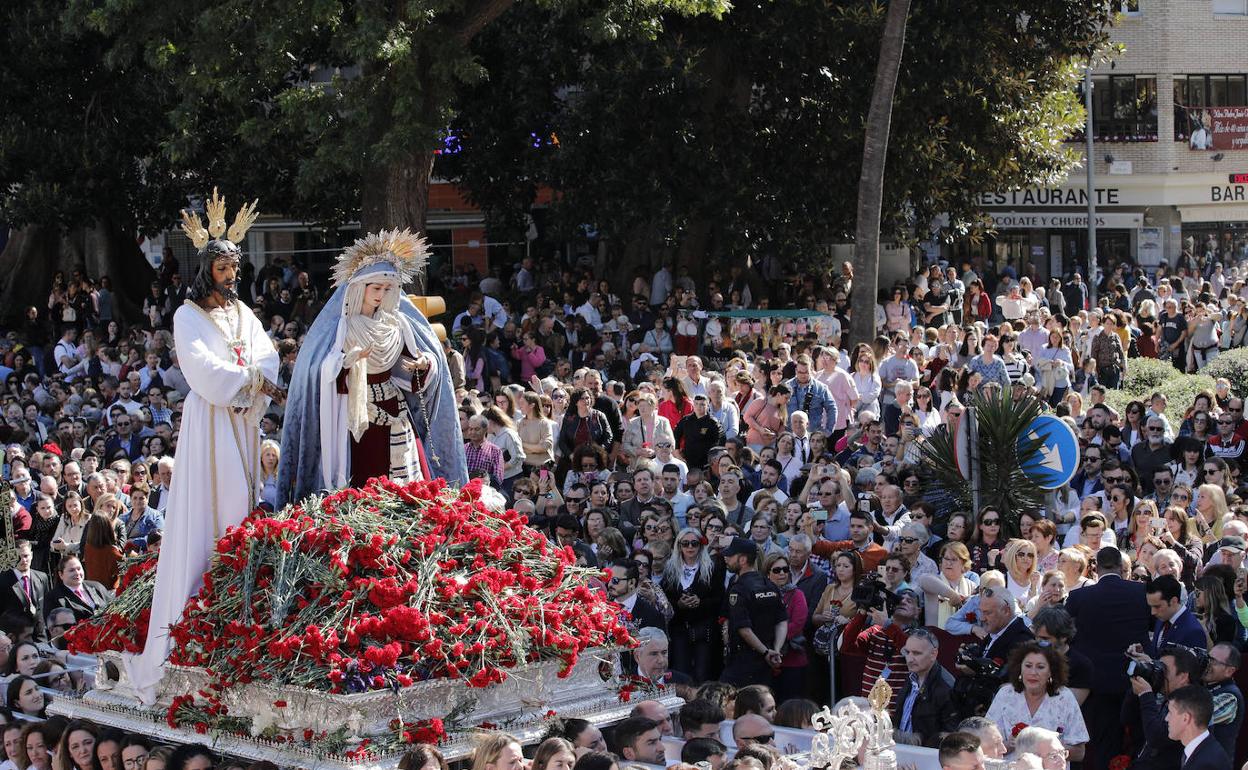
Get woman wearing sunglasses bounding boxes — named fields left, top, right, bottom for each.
left=660, top=527, right=724, bottom=683
left=970, top=507, right=1007, bottom=573
left=762, top=551, right=808, bottom=703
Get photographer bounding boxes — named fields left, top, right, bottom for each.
left=841, top=586, right=923, bottom=706
left=951, top=585, right=1033, bottom=719
left=1121, top=643, right=1205, bottom=770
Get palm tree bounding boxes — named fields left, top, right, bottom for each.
left=849, top=0, right=911, bottom=347
left=921, top=389, right=1048, bottom=534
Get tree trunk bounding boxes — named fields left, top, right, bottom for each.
left=849, top=0, right=911, bottom=347
left=360, top=150, right=436, bottom=235
left=0, top=222, right=154, bottom=326
left=360, top=149, right=436, bottom=290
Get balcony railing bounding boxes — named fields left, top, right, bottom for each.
left=1067, top=118, right=1159, bottom=143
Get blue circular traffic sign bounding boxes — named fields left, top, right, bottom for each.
left=1017, top=415, right=1081, bottom=490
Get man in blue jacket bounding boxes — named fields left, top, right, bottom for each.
left=1145, top=574, right=1208, bottom=656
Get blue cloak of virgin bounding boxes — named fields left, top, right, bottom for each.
left=276, top=278, right=467, bottom=507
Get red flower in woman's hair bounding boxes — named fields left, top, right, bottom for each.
left=1108, top=755, right=1131, bottom=770
left=1011, top=722, right=1028, bottom=738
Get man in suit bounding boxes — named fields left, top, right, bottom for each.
left=607, top=558, right=666, bottom=632
left=0, top=540, right=51, bottom=642
left=977, top=587, right=1033, bottom=665
left=1124, top=643, right=1202, bottom=770
left=44, top=555, right=113, bottom=623
left=1065, top=546, right=1152, bottom=770
left=148, top=456, right=174, bottom=511
left=1146, top=574, right=1208, bottom=654
left=1167, top=685, right=1233, bottom=770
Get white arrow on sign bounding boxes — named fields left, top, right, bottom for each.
left=1028, top=430, right=1064, bottom=474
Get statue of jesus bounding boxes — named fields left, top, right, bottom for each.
left=124, top=192, right=280, bottom=705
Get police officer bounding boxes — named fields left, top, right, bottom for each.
left=1203, top=641, right=1244, bottom=759
left=720, top=537, right=788, bottom=686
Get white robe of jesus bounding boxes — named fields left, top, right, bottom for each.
left=123, top=300, right=278, bottom=704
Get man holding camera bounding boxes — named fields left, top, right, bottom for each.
left=1123, top=643, right=1204, bottom=770
left=841, top=587, right=923, bottom=708
left=809, top=507, right=888, bottom=572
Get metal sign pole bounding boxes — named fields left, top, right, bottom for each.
left=968, top=407, right=982, bottom=515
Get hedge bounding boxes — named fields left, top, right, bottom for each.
left=1202, top=347, right=1248, bottom=399
left=1105, top=358, right=1216, bottom=426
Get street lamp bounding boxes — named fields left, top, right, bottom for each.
left=1084, top=65, right=1097, bottom=305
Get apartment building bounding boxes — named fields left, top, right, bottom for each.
left=943, top=0, right=1248, bottom=285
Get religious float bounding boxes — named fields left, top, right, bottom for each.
left=53, top=477, right=672, bottom=768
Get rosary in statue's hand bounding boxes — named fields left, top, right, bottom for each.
left=261, top=379, right=288, bottom=405
left=401, top=353, right=432, bottom=376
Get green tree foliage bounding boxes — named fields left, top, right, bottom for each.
left=445, top=0, right=1116, bottom=273
left=59, top=0, right=724, bottom=233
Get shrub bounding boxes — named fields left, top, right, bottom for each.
left=1122, top=357, right=1179, bottom=395
left=1203, top=348, right=1248, bottom=398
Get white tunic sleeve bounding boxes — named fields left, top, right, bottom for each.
left=173, top=305, right=256, bottom=408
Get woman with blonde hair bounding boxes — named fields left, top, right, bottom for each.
left=1000, top=538, right=1039, bottom=606
left=1056, top=547, right=1092, bottom=590
left=483, top=405, right=525, bottom=496
left=259, top=439, right=281, bottom=509
left=1194, top=483, right=1229, bottom=543
left=851, top=348, right=882, bottom=418
left=470, top=733, right=524, bottom=770
left=916, top=541, right=977, bottom=628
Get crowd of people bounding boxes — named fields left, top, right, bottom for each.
left=1, top=240, right=1248, bottom=769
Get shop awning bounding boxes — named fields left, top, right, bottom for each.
left=1178, top=205, right=1248, bottom=223
left=708, top=309, right=830, bottom=318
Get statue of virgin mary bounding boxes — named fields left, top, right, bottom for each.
left=277, top=230, right=467, bottom=506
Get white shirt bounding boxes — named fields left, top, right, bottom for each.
left=1184, top=730, right=1211, bottom=763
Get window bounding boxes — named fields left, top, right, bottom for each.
left=1073, top=75, right=1158, bottom=142
left=1213, top=0, right=1248, bottom=15
left=1175, top=74, right=1248, bottom=140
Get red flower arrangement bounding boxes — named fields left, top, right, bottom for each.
left=68, top=476, right=632, bottom=754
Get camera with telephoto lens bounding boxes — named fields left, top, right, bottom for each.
left=955, top=641, right=1004, bottom=677
left=1128, top=642, right=1208, bottom=691
left=952, top=641, right=1006, bottom=719
left=850, top=575, right=898, bottom=613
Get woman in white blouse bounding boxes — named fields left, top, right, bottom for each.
left=851, top=348, right=882, bottom=418
left=1001, top=538, right=1040, bottom=609
left=986, top=642, right=1089, bottom=761
left=916, top=541, right=978, bottom=629
left=622, top=391, right=676, bottom=459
